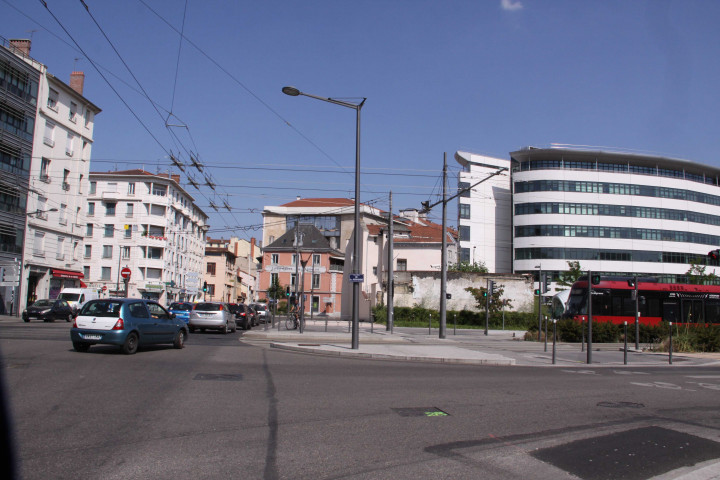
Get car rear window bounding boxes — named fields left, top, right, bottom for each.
left=253, top=305, right=267, bottom=311
left=194, top=303, right=223, bottom=312
left=59, top=293, right=80, bottom=301
left=32, top=300, right=54, bottom=307
left=169, top=303, right=192, bottom=311
left=81, top=301, right=123, bottom=317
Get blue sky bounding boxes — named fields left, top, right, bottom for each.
left=2, top=0, right=719, bottom=241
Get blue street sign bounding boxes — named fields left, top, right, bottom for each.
left=349, top=273, right=364, bottom=283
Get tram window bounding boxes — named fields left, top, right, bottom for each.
left=591, top=292, right=610, bottom=315
left=705, top=300, right=720, bottom=324
left=645, top=297, right=661, bottom=317
left=662, top=300, right=679, bottom=323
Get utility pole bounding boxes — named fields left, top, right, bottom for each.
left=537, top=265, right=543, bottom=342
left=387, top=191, right=394, bottom=333
left=587, top=270, right=593, bottom=364
left=439, top=153, right=448, bottom=339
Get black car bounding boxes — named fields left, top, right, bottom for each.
left=23, top=299, right=74, bottom=322
left=231, top=303, right=254, bottom=330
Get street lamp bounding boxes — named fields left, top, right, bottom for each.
left=282, top=85, right=366, bottom=349
left=27, top=207, right=58, bottom=217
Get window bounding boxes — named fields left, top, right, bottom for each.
left=87, top=202, right=95, bottom=216
left=128, top=182, right=135, bottom=195
left=101, top=267, right=111, bottom=280
left=148, top=247, right=163, bottom=259
left=40, top=157, right=50, bottom=182
left=66, top=133, right=74, bottom=156
left=126, top=203, right=133, bottom=217
left=84, top=245, right=92, bottom=258
left=291, top=254, right=297, bottom=265
left=83, top=266, right=90, bottom=279
left=271, top=254, right=279, bottom=264
left=59, top=204, right=67, bottom=225
left=33, top=232, right=45, bottom=256
left=397, top=259, right=407, bottom=271
left=84, top=110, right=91, bottom=128
left=73, top=241, right=79, bottom=261
left=69, top=102, right=77, bottom=122
left=47, top=89, right=58, bottom=110
left=105, top=202, right=116, bottom=216
left=372, top=266, right=377, bottom=275
left=271, top=273, right=279, bottom=285
left=207, top=262, right=216, bottom=275
left=86, top=224, right=93, bottom=237
left=459, top=203, right=470, bottom=219
left=207, top=284, right=215, bottom=296
left=89, top=181, right=96, bottom=194
left=458, top=182, right=471, bottom=198
left=312, top=274, right=320, bottom=289
left=291, top=274, right=297, bottom=287
left=62, top=169, right=70, bottom=191
left=104, top=225, right=114, bottom=238
left=36, top=196, right=48, bottom=219
left=102, top=245, right=112, bottom=258
left=459, top=225, right=470, bottom=242
left=121, top=246, right=130, bottom=259
left=43, top=122, right=54, bottom=146
left=313, top=254, right=321, bottom=266
left=124, top=226, right=131, bottom=239
left=56, top=237, right=65, bottom=260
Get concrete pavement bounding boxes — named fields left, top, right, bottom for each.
left=243, top=317, right=720, bottom=367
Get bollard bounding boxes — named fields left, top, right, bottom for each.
left=453, top=313, right=457, bottom=335
left=325, top=315, right=328, bottom=332
left=581, top=319, right=585, bottom=352
left=371, top=313, right=374, bottom=333
left=553, top=320, right=557, bottom=365
left=623, top=321, right=627, bottom=365
left=669, top=321, right=673, bottom=365
left=544, top=315, right=548, bottom=352
left=428, top=313, right=432, bottom=335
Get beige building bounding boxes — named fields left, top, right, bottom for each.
left=203, top=237, right=258, bottom=303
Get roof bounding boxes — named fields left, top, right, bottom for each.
left=281, top=198, right=356, bottom=208
left=367, top=218, right=456, bottom=244
left=264, top=224, right=341, bottom=254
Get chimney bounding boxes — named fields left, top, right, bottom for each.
left=251, top=237, right=256, bottom=257
left=70, top=71, right=85, bottom=95
left=171, top=174, right=180, bottom=183
left=9, top=39, right=31, bottom=57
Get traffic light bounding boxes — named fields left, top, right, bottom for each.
left=488, top=281, right=495, bottom=299
left=285, top=286, right=290, bottom=297
left=534, top=288, right=541, bottom=295
left=202, top=281, right=208, bottom=293
left=709, top=249, right=720, bottom=260
left=591, top=274, right=601, bottom=285
left=543, top=274, right=550, bottom=293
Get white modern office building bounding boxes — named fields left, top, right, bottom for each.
left=455, top=151, right=512, bottom=273
left=511, top=146, right=720, bottom=285
left=84, top=170, right=208, bottom=304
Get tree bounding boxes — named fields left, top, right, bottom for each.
left=465, top=284, right=512, bottom=314
left=267, top=276, right=286, bottom=301
left=685, top=259, right=718, bottom=285
left=557, top=260, right=584, bottom=287
left=449, top=261, right=488, bottom=273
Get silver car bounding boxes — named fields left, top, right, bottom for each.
left=250, top=303, right=268, bottom=323
left=188, top=302, right=236, bottom=334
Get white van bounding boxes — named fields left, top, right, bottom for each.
left=58, top=288, right=99, bottom=314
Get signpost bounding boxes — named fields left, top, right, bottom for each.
left=349, top=273, right=364, bottom=283
left=120, top=267, right=131, bottom=298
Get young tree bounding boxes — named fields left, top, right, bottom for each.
left=465, top=284, right=512, bottom=314
left=449, top=261, right=488, bottom=273
left=267, top=276, right=286, bottom=302
left=685, top=259, right=718, bottom=285
left=557, top=260, right=584, bottom=287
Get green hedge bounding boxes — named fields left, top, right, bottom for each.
left=372, top=305, right=536, bottom=330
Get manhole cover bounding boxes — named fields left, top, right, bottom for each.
left=532, top=426, right=720, bottom=480
left=392, top=407, right=449, bottom=417
left=194, top=373, right=243, bottom=381
left=597, top=401, right=645, bottom=409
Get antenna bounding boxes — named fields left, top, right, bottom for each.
left=26, top=29, right=37, bottom=40
left=73, top=57, right=81, bottom=70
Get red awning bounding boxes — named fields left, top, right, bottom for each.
left=51, top=269, right=84, bottom=279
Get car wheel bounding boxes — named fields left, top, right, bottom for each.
left=222, top=321, right=230, bottom=334
left=173, top=330, right=186, bottom=349
left=48, top=317, right=55, bottom=323
left=189, top=326, right=195, bottom=333
left=23, top=317, right=29, bottom=323
left=73, top=342, right=90, bottom=352
left=66, top=314, right=73, bottom=323
left=122, top=332, right=139, bottom=355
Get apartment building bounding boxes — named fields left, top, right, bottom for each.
left=84, top=170, right=208, bottom=304
left=0, top=37, right=102, bottom=312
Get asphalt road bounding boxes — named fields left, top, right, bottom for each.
left=1, top=321, right=719, bottom=479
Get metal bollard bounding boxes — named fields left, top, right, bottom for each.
left=669, top=321, right=673, bottom=365
left=623, top=321, right=627, bottom=365
left=428, top=313, right=432, bottom=335
left=553, top=320, right=557, bottom=365
left=454, top=313, right=457, bottom=335
left=371, top=313, right=374, bottom=333
left=544, top=315, right=548, bottom=352
left=325, top=315, right=328, bottom=332
left=581, top=319, right=585, bottom=352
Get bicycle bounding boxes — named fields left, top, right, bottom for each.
left=285, top=312, right=299, bottom=330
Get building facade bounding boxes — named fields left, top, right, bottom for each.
left=84, top=170, right=208, bottom=304
left=455, top=151, right=512, bottom=273
left=511, top=146, right=720, bottom=287
left=202, top=237, right=258, bottom=304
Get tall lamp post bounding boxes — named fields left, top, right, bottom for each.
left=282, top=86, right=366, bottom=349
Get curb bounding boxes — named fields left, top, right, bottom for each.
left=269, top=342, right=516, bottom=366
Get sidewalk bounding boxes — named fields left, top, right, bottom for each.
left=243, top=318, right=720, bottom=367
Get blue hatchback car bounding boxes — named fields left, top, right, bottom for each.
left=168, top=302, right=194, bottom=324
left=71, top=298, right=189, bottom=354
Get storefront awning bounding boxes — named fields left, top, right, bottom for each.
left=51, top=269, right=84, bottom=279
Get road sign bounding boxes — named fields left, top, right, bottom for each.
left=349, top=273, right=364, bottom=283
left=120, top=267, right=131, bottom=279
left=102, top=285, right=107, bottom=291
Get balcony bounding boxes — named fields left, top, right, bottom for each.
left=65, top=149, right=74, bottom=157
left=101, top=190, right=120, bottom=201
left=43, top=137, right=54, bottom=147
left=62, top=182, right=70, bottom=191
left=39, top=174, right=51, bottom=184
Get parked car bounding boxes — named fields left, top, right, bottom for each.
left=70, top=298, right=189, bottom=354
left=232, top=303, right=254, bottom=330
left=189, top=302, right=236, bottom=334
left=250, top=303, right=268, bottom=323
left=23, top=299, right=74, bottom=323
left=168, top=302, right=194, bottom=324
